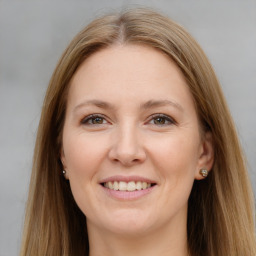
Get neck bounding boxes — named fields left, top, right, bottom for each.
left=87, top=217, right=189, bottom=256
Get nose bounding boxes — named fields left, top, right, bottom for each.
left=108, top=125, right=146, bottom=167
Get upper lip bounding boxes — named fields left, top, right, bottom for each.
left=99, top=175, right=157, bottom=184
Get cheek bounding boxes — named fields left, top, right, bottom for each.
left=150, top=133, right=199, bottom=168
left=148, top=133, right=199, bottom=190
left=63, top=132, right=107, bottom=177
left=62, top=133, right=107, bottom=213
left=149, top=136, right=199, bottom=215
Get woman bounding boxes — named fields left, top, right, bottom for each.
left=20, top=8, right=256, bottom=256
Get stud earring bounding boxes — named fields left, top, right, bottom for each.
left=62, top=170, right=66, bottom=175
left=199, top=169, right=208, bottom=178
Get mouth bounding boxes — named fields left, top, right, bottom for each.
left=99, top=176, right=157, bottom=200
left=101, top=181, right=157, bottom=192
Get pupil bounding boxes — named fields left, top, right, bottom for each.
left=93, top=117, right=103, bottom=124
left=155, top=117, right=165, bottom=124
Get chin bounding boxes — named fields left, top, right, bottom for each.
left=97, top=208, right=157, bottom=236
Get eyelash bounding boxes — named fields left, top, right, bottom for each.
left=81, top=114, right=108, bottom=125
left=148, top=114, right=176, bottom=126
left=81, top=114, right=176, bottom=126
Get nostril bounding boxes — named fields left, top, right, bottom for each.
left=108, top=138, right=146, bottom=166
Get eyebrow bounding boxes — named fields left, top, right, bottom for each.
left=141, top=100, right=184, bottom=112
left=73, top=99, right=116, bottom=112
left=73, top=99, right=183, bottom=112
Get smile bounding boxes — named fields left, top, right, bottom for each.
left=103, top=181, right=153, bottom=191
left=100, top=176, right=157, bottom=200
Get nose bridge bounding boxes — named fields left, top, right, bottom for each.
left=109, top=120, right=146, bottom=165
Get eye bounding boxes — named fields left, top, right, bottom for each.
left=81, top=114, right=108, bottom=125
left=148, top=114, right=176, bottom=126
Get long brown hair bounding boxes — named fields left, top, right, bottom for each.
left=20, top=8, right=256, bottom=255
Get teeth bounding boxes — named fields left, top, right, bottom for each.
left=136, top=181, right=142, bottom=190
left=109, top=182, right=113, bottom=190
left=113, top=181, right=119, bottom=190
left=119, top=181, right=127, bottom=191
left=127, top=181, right=136, bottom=191
left=103, top=181, right=153, bottom=191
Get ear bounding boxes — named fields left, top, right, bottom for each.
left=195, top=131, right=214, bottom=180
left=60, top=148, right=69, bottom=180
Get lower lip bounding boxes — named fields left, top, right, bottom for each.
left=101, top=185, right=156, bottom=200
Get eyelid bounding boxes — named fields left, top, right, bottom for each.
left=146, top=113, right=177, bottom=125
left=81, top=113, right=110, bottom=125
left=80, top=113, right=176, bottom=126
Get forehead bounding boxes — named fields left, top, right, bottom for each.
left=67, top=44, right=194, bottom=111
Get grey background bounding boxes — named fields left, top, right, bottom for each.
left=0, top=0, right=255, bottom=255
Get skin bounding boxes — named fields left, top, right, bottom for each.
left=61, top=45, right=214, bottom=256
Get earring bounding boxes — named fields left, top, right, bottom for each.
left=199, top=169, right=208, bottom=178
left=62, top=170, right=66, bottom=175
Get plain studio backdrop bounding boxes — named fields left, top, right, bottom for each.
left=0, top=1, right=255, bottom=255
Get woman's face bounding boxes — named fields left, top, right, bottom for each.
left=61, top=45, right=213, bottom=237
